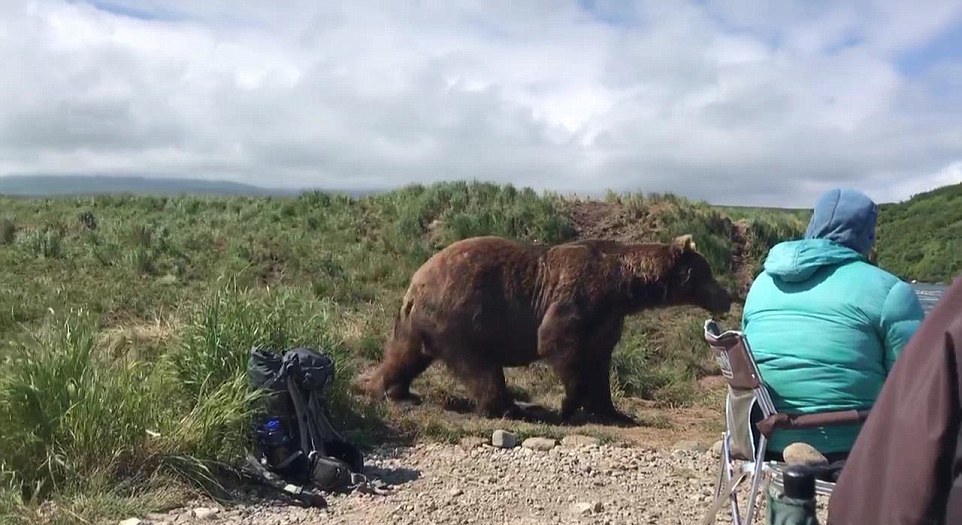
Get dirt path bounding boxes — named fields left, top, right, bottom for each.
left=135, top=437, right=828, bottom=525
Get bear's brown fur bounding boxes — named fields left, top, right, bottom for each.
left=358, top=234, right=732, bottom=424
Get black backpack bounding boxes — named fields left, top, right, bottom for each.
left=243, top=346, right=365, bottom=505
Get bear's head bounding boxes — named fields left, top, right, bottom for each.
left=663, top=234, right=732, bottom=314
left=624, top=234, right=732, bottom=314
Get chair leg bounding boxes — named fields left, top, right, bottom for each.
left=713, top=444, right=726, bottom=500
left=701, top=435, right=750, bottom=525
left=745, top=435, right=767, bottom=524
left=725, top=436, right=743, bottom=525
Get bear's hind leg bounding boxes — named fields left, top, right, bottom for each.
left=471, top=365, right=518, bottom=419
left=443, top=348, right=517, bottom=418
left=371, top=331, right=434, bottom=403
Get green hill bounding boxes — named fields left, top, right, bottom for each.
left=8, top=178, right=961, bottom=522
left=0, top=181, right=812, bottom=522
left=715, top=184, right=962, bottom=285
left=875, top=183, right=962, bottom=284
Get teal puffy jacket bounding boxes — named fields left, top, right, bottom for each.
left=742, top=191, right=925, bottom=455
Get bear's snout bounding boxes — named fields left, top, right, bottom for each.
left=702, top=284, right=733, bottom=314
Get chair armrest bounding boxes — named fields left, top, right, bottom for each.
left=756, top=409, right=870, bottom=438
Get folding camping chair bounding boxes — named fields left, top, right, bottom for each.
left=700, top=319, right=871, bottom=525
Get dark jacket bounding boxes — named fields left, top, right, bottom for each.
left=827, top=275, right=962, bottom=525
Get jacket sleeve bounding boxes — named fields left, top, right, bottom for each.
left=879, top=280, right=925, bottom=372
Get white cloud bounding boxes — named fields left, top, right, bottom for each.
left=0, top=0, right=960, bottom=206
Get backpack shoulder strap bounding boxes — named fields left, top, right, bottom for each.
left=286, top=374, right=324, bottom=457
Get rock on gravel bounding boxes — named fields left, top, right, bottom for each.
left=491, top=429, right=518, bottom=448
left=521, top=437, right=557, bottom=451
left=561, top=434, right=601, bottom=448
left=569, top=501, right=604, bottom=515
left=459, top=436, right=486, bottom=450
left=190, top=507, right=220, bottom=520
left=710, top=439, right=724, bottom=458
left=672, top=439, right=707, bottom=452
left=783, top=442, right=829, bottom=466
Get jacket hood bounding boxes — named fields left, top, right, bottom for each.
left=803, top=188, right=878, bottom=256
left=763, top=238, right=866, bottom=282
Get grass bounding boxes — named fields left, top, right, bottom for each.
left=874, top=183, right=962, bottom=283
left=0, top=181, right=806, bottom=524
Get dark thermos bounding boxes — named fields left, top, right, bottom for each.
left=783, top=464, right=816, bottom=500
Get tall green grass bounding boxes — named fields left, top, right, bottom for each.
left=0, top=281, right=376, bottom=523
left=610, top=307, right=731, bottom=407
left=0, top=309, right=155, bottom=498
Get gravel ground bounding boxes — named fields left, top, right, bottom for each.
left=126, top=435, right=828, bottom=525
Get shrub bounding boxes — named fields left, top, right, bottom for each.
left=0, top=218, right=16, bottom=245
left=164, top=280, right=366, bottom=433
left=0, top=310, right=156, bottom=501
left=18, top=227, right=64, bottom=259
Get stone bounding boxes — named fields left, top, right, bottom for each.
left=561, top=434, right=601, bottom=448
left=459, top=436, right=486, bottom=451
left=191, top=507, right=220, bottom=520
left=119, top=519, right=145, bottom=525
left=783, top=442, right=829, bottom=466
left=710, top=439, right=724, bottom=458
left=522, top=437, right=558, bottom=451
left=570, top=501, right=604, bottom=515
left=671, top=440, right=706, bottom=452
left=492, top=429, right=518, bottom=448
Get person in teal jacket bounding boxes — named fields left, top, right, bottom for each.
left=742, top=188, right=925, bottom=458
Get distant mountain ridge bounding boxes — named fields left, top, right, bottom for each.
left=0, top=175, right=376, bottom=198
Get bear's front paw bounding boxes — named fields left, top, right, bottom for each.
left=590, top=407, right=638, bottom=427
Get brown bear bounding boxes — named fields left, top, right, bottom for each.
left=358, top=234, right=732, bottom=424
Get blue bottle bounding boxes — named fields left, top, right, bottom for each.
left=257, top=418, right=293, bottom=467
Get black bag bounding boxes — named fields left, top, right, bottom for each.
left=246, top=346, right=365, bottom=499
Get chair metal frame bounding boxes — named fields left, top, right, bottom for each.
left=701, top=319, right=868, bottom=525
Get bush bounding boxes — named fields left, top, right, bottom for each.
left=18, top=227, right=64, bottom=259
left=0, top=218, right=15, bottom=245
left=0, top=309, right=156, bottom=501
left=163, top=279, right=372, bottom=441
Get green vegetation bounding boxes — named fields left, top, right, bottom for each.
left=875, top=183, right=962, bottom=284
left=718, top=184, right=962, bottom=284
left=0, top=181, right=807, bottom=523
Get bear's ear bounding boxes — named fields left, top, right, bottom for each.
left=672, top=234, right=696, bottom=253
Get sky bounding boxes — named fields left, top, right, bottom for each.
left=0, top=0, right=961, bottom=207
